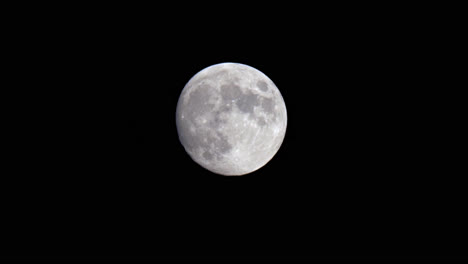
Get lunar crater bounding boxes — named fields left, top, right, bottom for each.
left=257, top=80, right=268, bottom=91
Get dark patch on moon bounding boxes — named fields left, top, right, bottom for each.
left=257, top=80, right=268, bottom=91
left=220, top=83, right=242, bottom=101
left=221, top=81, right=260, bottom=114
left=219, top=103, right=232, bottom=113
left=261, top=97, right=275, bottom=114
left=257, top=97, right=277, bottom=123
left=209, top=101, right=232, bottom=128
left=236, top=91, right=259, bottom=114
left=220, top=80, right=271, bottom=126
left=203, top=151, right=213, bottom=160
left=209, top=110, right=227, bottom=128
left=257, top=116, right=267, bottom=126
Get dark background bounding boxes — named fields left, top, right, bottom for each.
left=3, top=2, right=465, bottom=262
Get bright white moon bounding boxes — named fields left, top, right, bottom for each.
left=176, top=62, right=287, bottom=176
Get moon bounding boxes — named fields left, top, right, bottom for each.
left=176, top=62, right=287, bottom=176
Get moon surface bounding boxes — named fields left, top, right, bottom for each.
left=176, top=62, right=287, bottom=176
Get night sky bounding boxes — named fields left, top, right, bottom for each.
left=3, top=2, right=464, bottom=262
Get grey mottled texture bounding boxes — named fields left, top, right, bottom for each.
left=176, top=62, right=287, bottom=176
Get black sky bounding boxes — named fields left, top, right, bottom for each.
left=3, top=2, right=465, bottom=262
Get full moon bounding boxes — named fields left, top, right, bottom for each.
left=176, top=62, right=287, bottom=176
